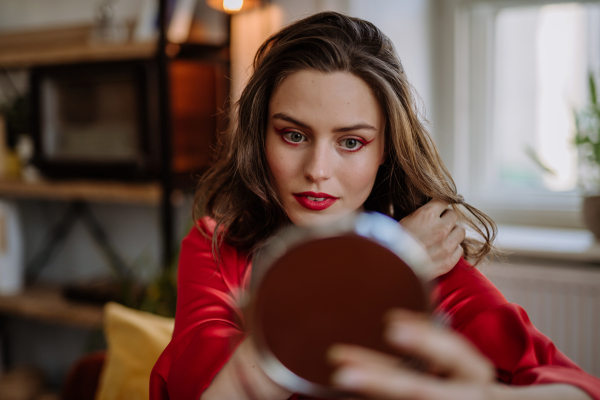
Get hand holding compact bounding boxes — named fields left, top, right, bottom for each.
left=329, top=310, right=495, bottom=400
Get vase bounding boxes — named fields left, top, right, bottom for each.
left=0, top=199, right=24, bottom=295
left=582, top=196, right=600, bottom=241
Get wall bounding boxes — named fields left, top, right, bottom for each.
left=238, top=0, right=436, bottom=122
left=347, top=0, right=434, bottom=122
left=483, top=260, right=600, bottom=377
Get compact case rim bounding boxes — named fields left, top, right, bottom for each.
left=247, top=211, right=433, bottom=398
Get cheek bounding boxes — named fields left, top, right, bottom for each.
left=338, top=155, right=381, bottom=198
left=266, top=136, right=294, bottom=190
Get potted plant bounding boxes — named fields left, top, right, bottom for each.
left=575, top=73, right=600, bottom=239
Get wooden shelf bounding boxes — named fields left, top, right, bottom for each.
left=0, top=178, right=162, bottom=205
left=0, top=284, right=103, bottom=329
left=0, top=24, right=156, bottom=68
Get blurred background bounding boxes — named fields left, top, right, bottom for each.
left=0, top=0, right=599, bottom=399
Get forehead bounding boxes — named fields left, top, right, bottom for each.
left=269, top=70, right=383, bottom=129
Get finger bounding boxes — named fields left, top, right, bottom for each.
left=446, top=225, right=466, bottom=248
left=422, top=198, right=451, bottom=216
left=385, top=320, right=494, bottom=382
left=384, top=309, right=429, bottom=325
left=448, top=243, right=464, bottom=267
left=433, top=243, right=462, bottom=277
left=386, top=320, right=493, bottom=381
left=332, top=363, right=445, bottom=400
left=333, top=365, right=491, bottom=400
left=439, top=209, right=458, bottom=228
left=328, top=344, right=402, bottom=369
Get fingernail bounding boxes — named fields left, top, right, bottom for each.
left=326, top=345, right=345, bottom=363
left=384, top=308, right=407, bottom=321
left=331, top=367, right=364, bottom=389
left=384, top=308, right=422, bottom=323
left=386, top=323, right=420, bottom=345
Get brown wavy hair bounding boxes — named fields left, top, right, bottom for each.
left=194, top=11, right=496, bottom=264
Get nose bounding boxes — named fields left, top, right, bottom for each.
left=304, top=142, right=333, bottom=183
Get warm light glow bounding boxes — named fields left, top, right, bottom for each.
left=207, top=0, right=259, bottom=14
left=223, top=0, right=243, bottom=12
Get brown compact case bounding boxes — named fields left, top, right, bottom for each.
left=248, top=212, right=433, bottom=398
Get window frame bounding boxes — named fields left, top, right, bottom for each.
left=433, top=0, right=600, bottom=229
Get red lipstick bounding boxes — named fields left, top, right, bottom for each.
left=293, top=192, right=338, bottom=211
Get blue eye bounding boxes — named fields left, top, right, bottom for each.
left=289, top=132, right=305, bottom=143
left=345, top=139, right=358, bottom=149
left=340, top=138, right=364, bottom=151
left=280, top=130, right=306, bottom=144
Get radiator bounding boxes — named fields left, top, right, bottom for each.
left=481, top=262, right=600, bottom=378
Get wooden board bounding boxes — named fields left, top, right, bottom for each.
left=0, top=284, right=103, bottom=329
left=0, top=179, right=162, bottom=205
left=0, top=24, right=156, bottom=68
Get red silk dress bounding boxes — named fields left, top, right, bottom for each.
left=150, top=217, right=600, bottom=400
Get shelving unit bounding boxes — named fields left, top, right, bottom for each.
left=0, top=4, right=230, bottom=387
left=0, top=2, right=232, bottom=395
left=0, top=0, right=229, bottom=269
left=0, top=181, right=160, bottom=331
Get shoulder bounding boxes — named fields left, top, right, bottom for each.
left=178, top=216, right=252, bottom=289
left=433, top=258, right=508, bottom=330
left=184, top=216, right=217, bottom=243
left=180, top=216, right=225, bottom=258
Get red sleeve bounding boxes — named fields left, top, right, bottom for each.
left=435, top=259, right=600, bottom=399
left=150, top=217, right=252, bottom=400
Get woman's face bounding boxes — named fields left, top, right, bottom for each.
left=266, top=70, right=385, bottom=227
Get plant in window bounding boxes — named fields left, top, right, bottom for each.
left=574, top=72, right=600, bottom=239
left=575, top=73, right=600, bottom=194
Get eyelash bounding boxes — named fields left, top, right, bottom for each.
left=274, top=128, right=369, bottom=152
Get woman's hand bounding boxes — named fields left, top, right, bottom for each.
left=328, top=310, right=593, bottom=400
left=201, top=336, right=292, bottom=400
left=328, top=310, right=496, bottom=400
left=399, top=199, right=466, bottom=280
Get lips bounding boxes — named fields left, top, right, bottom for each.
left=293, top=192, right=338, bottom=211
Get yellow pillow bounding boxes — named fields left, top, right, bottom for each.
left=95, top=302, right=174, bottom=400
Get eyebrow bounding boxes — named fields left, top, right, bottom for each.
left=272, top=113, right=377, bottom=133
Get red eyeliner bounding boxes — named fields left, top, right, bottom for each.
left=274, top=127, right=375, bottom=150
left=343, top=137, right=374, bottom=152
left=351, top=138, right=375, bottom=147
left=274, top=127, right=302, bottom=146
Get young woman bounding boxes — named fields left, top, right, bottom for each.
left=150, top=12, right=600, bottom=400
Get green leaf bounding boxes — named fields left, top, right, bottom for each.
left=590, top=72, right=598, bottom=106
left=524, top=145, right=557, bottom=175
left=594, top=139, right=600, bottom=166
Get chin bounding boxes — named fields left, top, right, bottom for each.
left=289, top=209, right=355, bottom=228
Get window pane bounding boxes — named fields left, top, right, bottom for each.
left=491, top=3, right=591, bottom=194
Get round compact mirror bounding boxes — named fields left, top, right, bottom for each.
left=248, top=212, right=433, bottom=398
